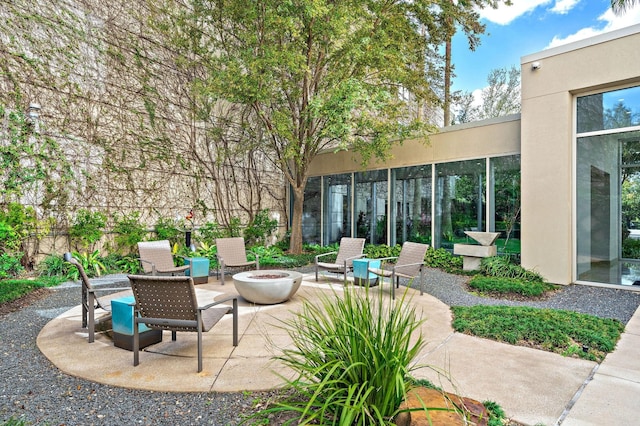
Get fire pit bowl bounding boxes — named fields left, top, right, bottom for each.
left=232, top=270, right=303, bottom=304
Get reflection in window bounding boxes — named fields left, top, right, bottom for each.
left=491, top=155, right=521, bottom=255
left=391, top=165, right=432, bottom=246
left=323, top=173, right=352, bottom=245
left=435, top=160, right=486, bottom=250
left=302, top=176, right=321, bottom=244
left=354, top=170, right=388, bottom=245
left=577, top=85, right=640, bottom=133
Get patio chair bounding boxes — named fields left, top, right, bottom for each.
left=128, top=274, right=238, bottom=373
left=315, top=237, right=366, bottom=282
left=63, top=252, right=131, bottom=343
left=137, top=240, right=189, bottom=275
left=215, top=237, right=259, bottom=285
left=367, top=241, right=429, bottom=300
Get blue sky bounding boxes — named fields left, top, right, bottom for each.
left=451, top=0, right=640, bottom=94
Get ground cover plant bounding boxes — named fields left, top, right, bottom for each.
left=249, top=286, right=425, bottom=425
left=468, top=275, right=557, bottom=298
left=451, top=305, right=625, bottom=362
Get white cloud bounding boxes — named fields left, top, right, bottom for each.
left=479, top=0, right=551, bottom=25
left=550, top=0, right=580, bottom=14
left=546, top=7, right=640, bottom=48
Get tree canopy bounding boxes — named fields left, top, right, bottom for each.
left=149, top=0, right=500, bottom=253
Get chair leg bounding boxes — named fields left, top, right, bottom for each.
left=88, top=293, right=95, bottom=343
left=220, top=263, right=226, bottom=285
left=196, top=310, right=203, bottom=372
left=172, top=331, right=177, bottom=341
left=133, top=318, right=140, bottom=367
left=391, top=271, right=396, bottom=300
left=420, top=268, right=424, bottom=296
left=232, top=298, right=238, bottom=346
left=315, top=264, right=319, bottom=282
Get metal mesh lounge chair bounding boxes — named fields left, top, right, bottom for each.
left=315, top=237, right=366, bottom=282
left=128, top=274, right=238, bottom=373
left=367, top=241, right=429, bottom=300
left=137, top=240, right=189, bottom=275
left=215, top=237, right=259, bottom=285
left=63, top=252, right=130, bottom=343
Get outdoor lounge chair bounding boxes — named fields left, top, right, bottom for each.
left=215, top=237, right=259, bottom=285
left=367, top=241, right=429, bottom=300
left=128, top=274, right=238, bottom=373
left=315, top=237, right=366, bottom=282
left=137, top=240, right=189, bottom=275
left=63, top=252, right=131, bottom=343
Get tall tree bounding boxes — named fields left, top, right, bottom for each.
left=454, top=65, right=521, bottom=124
left=149, top=0, right=501, bottom=253
left=611, top=0, right=639, bottom=13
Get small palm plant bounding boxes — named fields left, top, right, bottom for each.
left=262, top=286, right=425, bottom=425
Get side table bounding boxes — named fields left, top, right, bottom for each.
left=352, top=258, right=381, bottom=287
left=112, top=296, right=162, bottom=351
left=184, top=257, right=210, bottom=284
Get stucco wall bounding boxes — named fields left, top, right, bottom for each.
left=520, top=24, right=640, bottom=284
left=308, top=116, right=521, bottom=176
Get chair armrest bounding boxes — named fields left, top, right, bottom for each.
left=87, top=286, right=130, bottom=294
left=392, top=261, right=425, bottom=272
left=345, top=254, right=366, bottom=262
left=138, top=258, right=157, bottom=274
left=199, top=295, right=238, bottom=311
left=315, top=251, right=338, bottom=262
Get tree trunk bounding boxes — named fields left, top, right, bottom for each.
left=443, top=38, right=452, bottom=127
left=289, top=185, right=305, bottom=254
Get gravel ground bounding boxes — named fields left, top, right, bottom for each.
left=2, top=268, right=640, bottom=425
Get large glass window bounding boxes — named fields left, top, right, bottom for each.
left=491, top=155, right=521, bottom=256
left=434, top=160, right=486, bottom=250
left=576, top=85, right=640, bottom=286
left=354, top=170, right=388, bottom=245
left=302, top=176, right=321, bottom=244
left=391, top=165, right=432, bottom=246
left=323, top=173, right=352, bottom=245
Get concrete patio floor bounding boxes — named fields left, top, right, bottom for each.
left=37, top=272, right=640, bottom=425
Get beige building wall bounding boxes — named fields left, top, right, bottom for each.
left=309, top=115, right=521, bottom=176
left=520, top=24, right=640, bottom=284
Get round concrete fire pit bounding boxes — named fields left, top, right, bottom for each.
left=232, top=270, right=303, bottom=304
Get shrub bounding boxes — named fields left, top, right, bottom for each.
left=154, top=216, right=183, bottom=246
left=364, top=243, right=401, bottom=259
left=480, top=255, right=543, bottom=282
left=262, top=287, right=425, bottom=424
left=424, top=247, right=463, bottom=272
left=244, top=209, right=278, bottom=247
left=622, top=238, right=640, bottom=258
left=111, top=211, right=147, bottom=254
left=38, top=253, right=73, bottom=279
left=0, top=253, right=24, bottom=279
left=69, top=209, right=107, bottom=251
left=197, top=221, right=227, bottom=244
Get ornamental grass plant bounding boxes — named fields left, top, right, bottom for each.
left=262, top=285, right=425, bottom=425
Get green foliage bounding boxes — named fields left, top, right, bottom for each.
left=480, top=255, right=544, bottom=282
left=468, top=275, right=557, bottom=298
left=70, top=250, right=106, bottom=278
left=622, top=237, right=640, bottom=258
left=244, top=209, right=278, bottom=247
left=0, top=278, right=48, bottom=304
left=0, top=253, right=24, bottom=279
left=424, top=247, right=463, bottom=272
left=101, top=253, right=142, bottom=274
left=0, top=416, right=30, bottom=426
left=363, top=244, right=401, bottom=259
left=38, top=253, right=74, bottom=279
left=451, top=305, right=625, bottom=362
left=482, top=400, right=507, bottom=426
left=260, top=287, right=425, bottom=424
left=226, top=217, right=242, bottom=238
left=0, top=217, right=21, bottom=253
left=69, top=209, right=107, bottom=251
left=111, top=211, right=148, bottom=254
left=154, top=216, right=182, bottom=246
left=197, top=221, right=227, bottom=244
